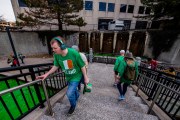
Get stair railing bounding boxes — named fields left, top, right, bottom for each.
left=0, top=79, right=54, bottom=118
left=136, top=73, right=180, bottom=119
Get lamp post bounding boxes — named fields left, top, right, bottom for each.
left=6, top=26, right=20, bottom=66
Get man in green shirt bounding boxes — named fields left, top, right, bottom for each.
left=36, top=36, right=89, bottom=115
left=113, top=50, right=125, bottom=86
left=114, top=52, right=138, bottom=100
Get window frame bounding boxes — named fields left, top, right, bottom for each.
left=108, top=3, right=115, bottom=12
left=127, top=5, right=134, bottom=13
left=85, top=1, right=93, bottom=10
left=99, top=2, right=107, bottom=11
left=138, top=6, right=145, bottom=14
left=120, top=4, right=127, bottom=13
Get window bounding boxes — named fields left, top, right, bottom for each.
left=151, top=21, right=160, bottom=29
left=18, top=0, right=27, bottom=7
left=98, top=19, right=113, bottom=30
left=138, top=6, right=145, bottom=14
left=124, top=20, right=131, bottom=30
left=85, top=1, right=93, bottom=10
left=108, top=3, right=115, bottom=12
left=145, top=7, right=151, bottom=14
left=99, top=2, right=106, bottom=11
left=128, top=5, right=134, bottom=13
left=120, top=4, right=127, bottom=12
left=135, top=21, right=147, bottom=29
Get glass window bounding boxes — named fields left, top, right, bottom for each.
left=135, top=21, right=147, bottom=29
left=18, top=0, right=27, bottom=7
left=124, top=20, right=131, bottom=30
left=99, top=2, right=106, bottom=11
left=138, top=6, right=145, bottom=14
left=108, top=3, right=115, bottom=12
left=128, top=5, right=134, bottom=13
left=85, top=1, right=93, bottom=10
left=120, top=4, right=127, bottom=12
left=145, top=7, right=151, bottom=14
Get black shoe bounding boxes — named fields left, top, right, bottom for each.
left=147, top=97, right=152, bottom=101
left=68, top=106, right=75, bottom=114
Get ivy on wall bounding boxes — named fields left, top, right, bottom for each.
left=148, top=30, right=179, bottom=59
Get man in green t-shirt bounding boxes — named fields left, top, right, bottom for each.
left=36, top=36, right=89, bottom=115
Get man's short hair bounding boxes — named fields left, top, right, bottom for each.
left=120, top=50, right=125, bottom=54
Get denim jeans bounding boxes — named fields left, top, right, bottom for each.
left=117, top=82, right=129, bottom=96
left=66, top=81, right=80, bottom=108
left=78, top=75, right=85, bottom=90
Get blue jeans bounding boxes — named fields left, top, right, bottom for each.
left=66, top=81, right=80, bottom=108
left=78, top=75, right=85, bottom=90
left=117, top=82, right=129, bottom=96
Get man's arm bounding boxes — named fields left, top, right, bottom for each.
left=36, top=66, right=59, bottom=80
left=81, top=66, right=89, bottom=84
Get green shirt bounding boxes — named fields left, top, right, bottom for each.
left=54, top=48, right=85, bottom=82
left=114, top=56, right=124, bottom=72
left=114, top=57, right=139, bottom=85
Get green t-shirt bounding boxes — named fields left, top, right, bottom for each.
left=54, top=48, right=85, bottom=82
left=114, top=56, right=124, bottom=72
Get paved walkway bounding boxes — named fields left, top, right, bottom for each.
left=42, top=63, right=158, bottom=120
left=0, top=57, right=54, bottom=68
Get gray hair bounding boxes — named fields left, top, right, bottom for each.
left=72, top=45, right=79, bottom=51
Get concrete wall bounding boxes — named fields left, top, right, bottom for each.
left=158, top=35, right=180, bottom=64
left=0, top=32, right=48, bottom=57
left=0, top=31, right=179, bottom=65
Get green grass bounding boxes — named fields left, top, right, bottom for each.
left=0, top=78, right=54, bottom=120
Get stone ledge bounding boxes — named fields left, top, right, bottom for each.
left=131, top=85, right=171, bottom=120
left=22, top=87, right=67, bottom=120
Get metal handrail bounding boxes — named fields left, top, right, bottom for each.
left=136, top=73, right=180, bottom=115
left=138, top=73, right=180, bottom=95
left=0, top=79, right=53, bottom=116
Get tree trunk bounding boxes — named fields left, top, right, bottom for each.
left=57, top=12, right=62, bottom=30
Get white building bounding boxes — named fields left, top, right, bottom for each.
left=11, top=0, right=160, bottom=31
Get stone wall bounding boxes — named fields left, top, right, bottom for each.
left=0, top=31, right=48, bottom=57
left=0, top=31, right=179, bottom=64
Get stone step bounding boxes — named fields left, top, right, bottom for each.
left=47, top=102, right=158, bottom=120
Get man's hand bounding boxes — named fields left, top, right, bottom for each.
left=115, top=75, right=120, bottom=83
left=36, top=74, right=48, bottom=81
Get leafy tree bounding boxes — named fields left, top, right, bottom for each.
left=66, top=17, right=87, bottom=31
left=141, top=0, right=180, bottom=29
left=17, top=0, right=85, bottom=30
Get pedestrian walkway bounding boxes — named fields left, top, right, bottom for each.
left=41, top=63, right=158, bottom=120
left=0, top=57, right=53, bottom=68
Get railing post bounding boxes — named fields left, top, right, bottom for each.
left=42, top=80, right=53, bottom=116
left=136, top=74, right=144, bottom=96
left=29, top=68, right=45, bottom=108
left=147, top=85, right=163, bottom=114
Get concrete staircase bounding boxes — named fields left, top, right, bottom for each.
left=41, top=63, right=158, bottom=120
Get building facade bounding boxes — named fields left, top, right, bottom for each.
left=11, top=0, right=159, bottom=31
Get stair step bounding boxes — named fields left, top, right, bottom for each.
left=50, top=102, right=158, bottom=120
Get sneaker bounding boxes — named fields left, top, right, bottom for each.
left=121, top=95, right=125, bottom=100
left=68, top=106, right=75, bottom=114
left=118, top=95, right=123, bottom=100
